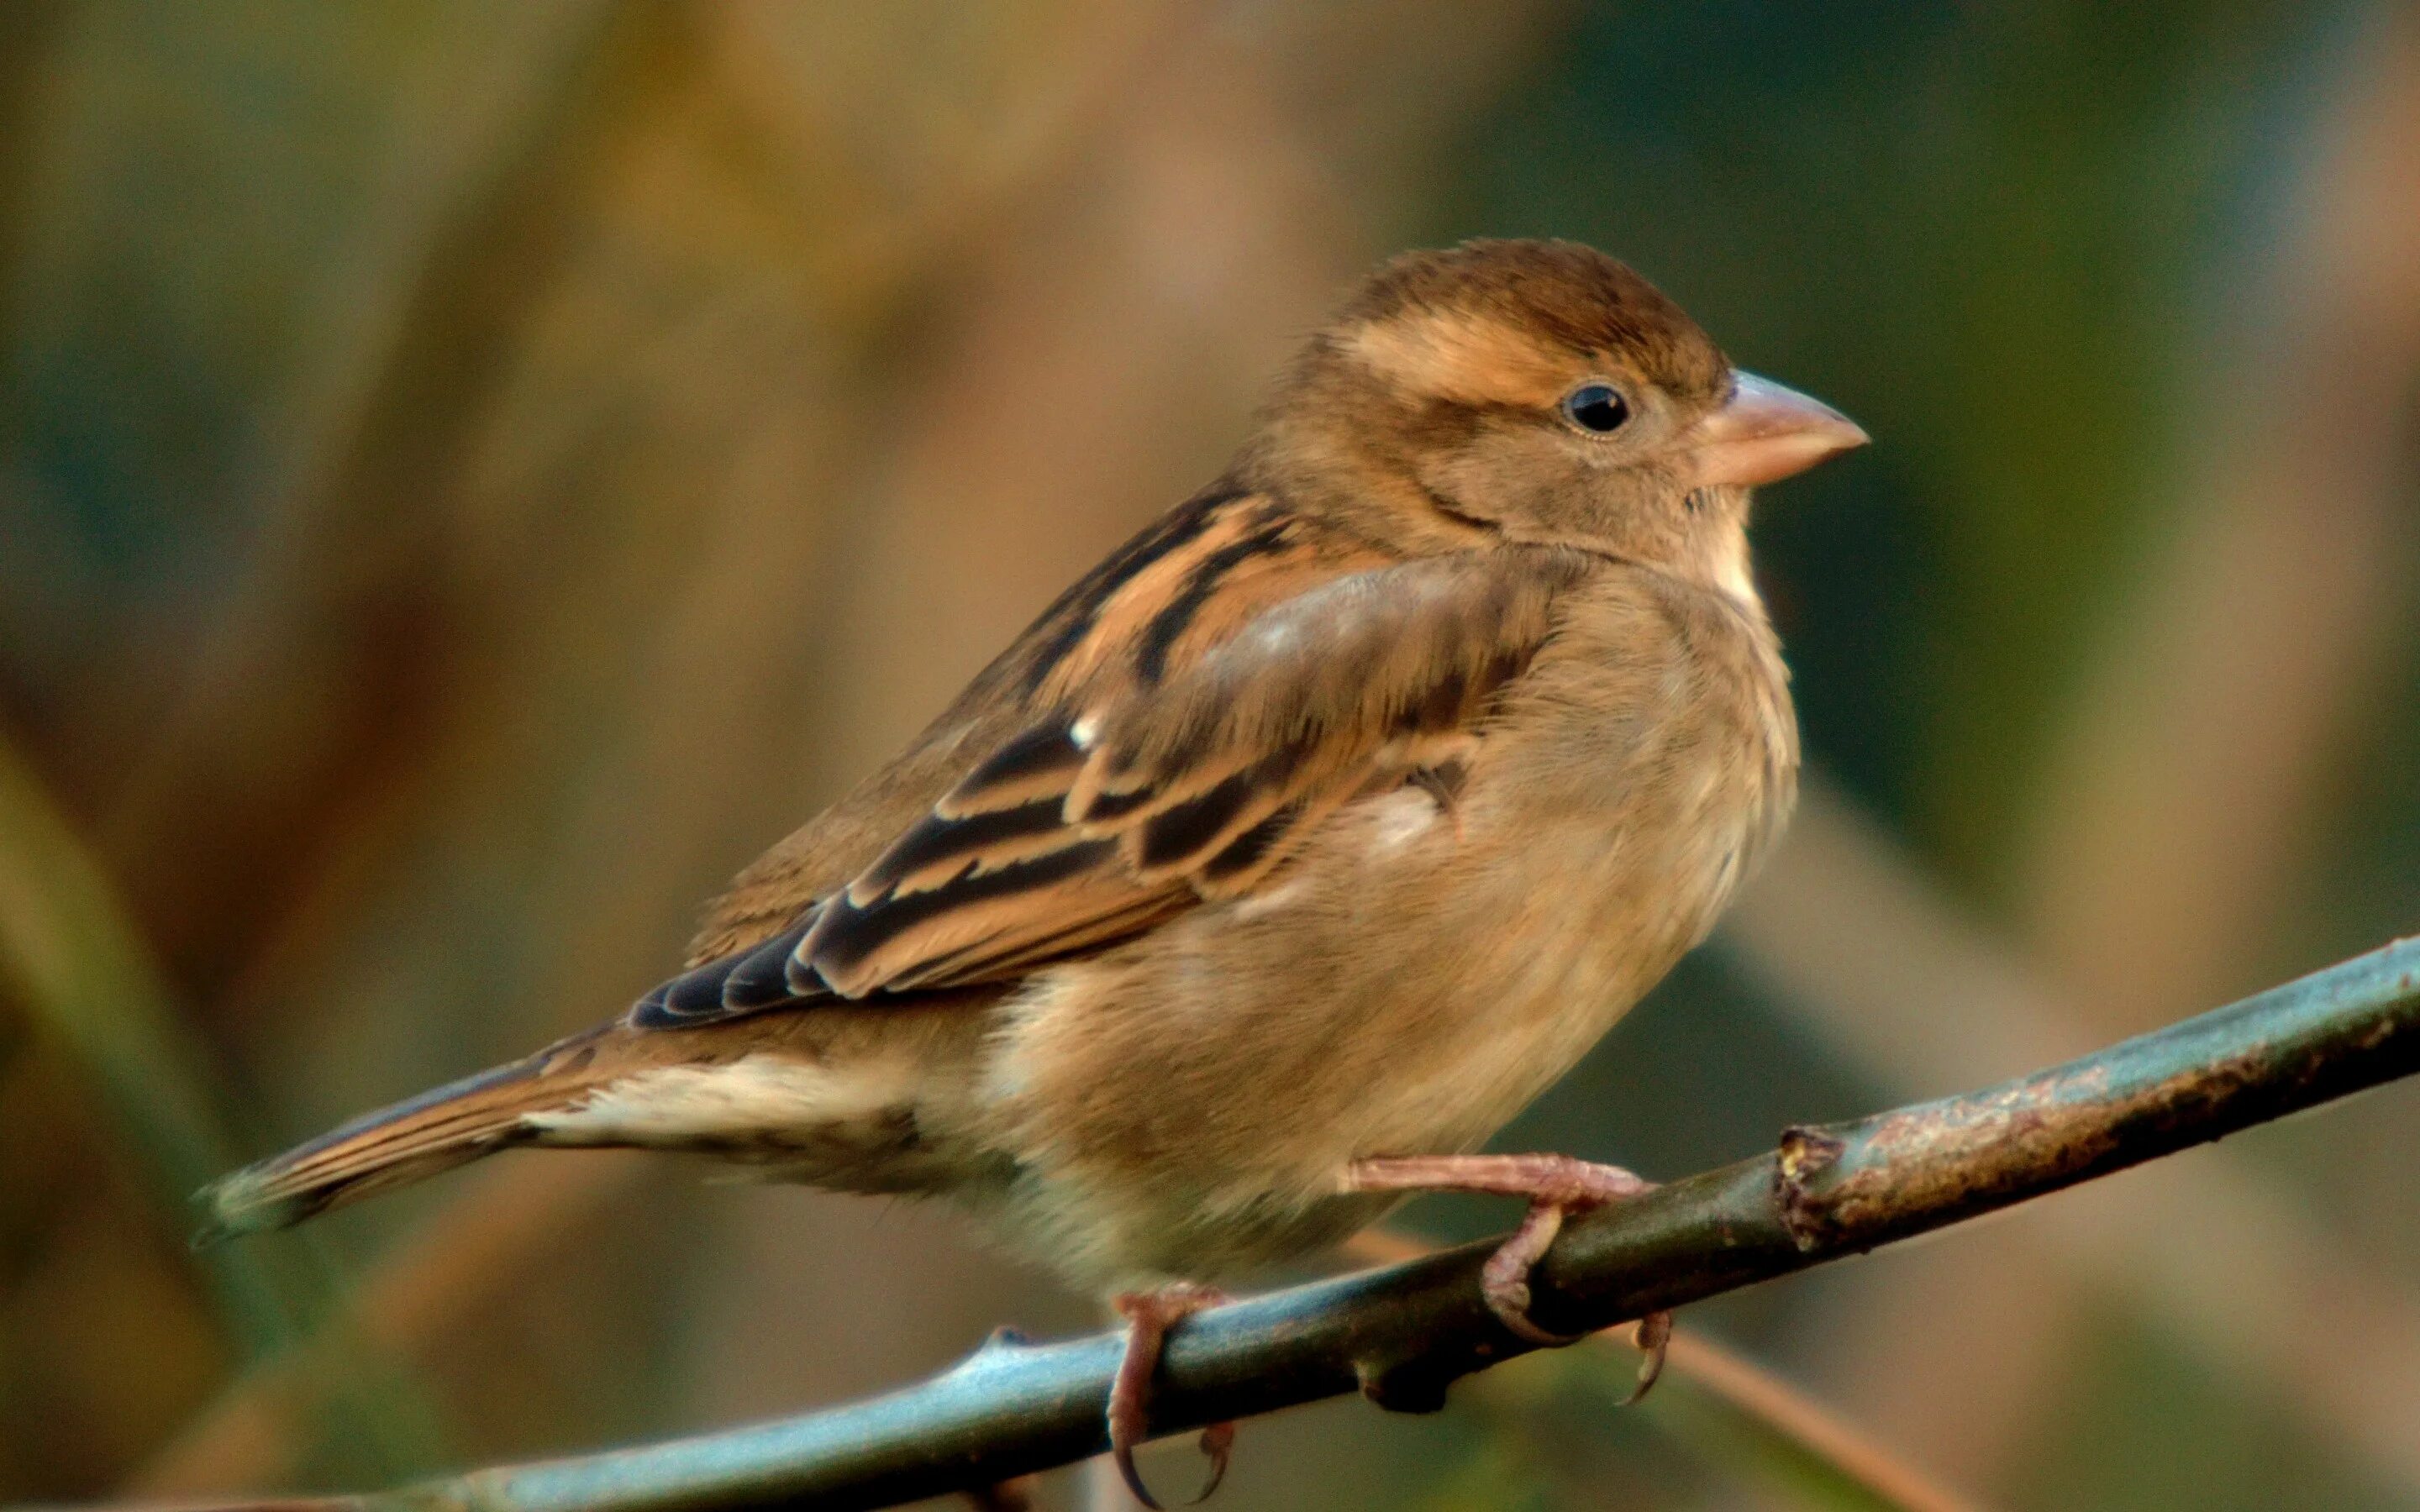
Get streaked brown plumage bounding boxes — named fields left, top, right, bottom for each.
left=203, top=239, right=1864, bottom=1499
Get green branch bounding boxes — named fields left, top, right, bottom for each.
left=170, top=935, right=2420, bottom=1511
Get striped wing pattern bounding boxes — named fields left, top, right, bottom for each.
left=634, top=512, right=1586, bottom=1026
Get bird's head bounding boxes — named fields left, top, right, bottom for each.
left=1255, top=239, right=1866, bottom=602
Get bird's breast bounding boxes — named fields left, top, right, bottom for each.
left=966, top=569, right=1797, bottom=1286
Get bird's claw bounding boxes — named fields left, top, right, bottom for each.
left=1108, top=1283, right=1235, bottom=1509
left=1343, top=1152, right=1668, bottom=1390
left=1620, top=1310, right=1672, bottom=1404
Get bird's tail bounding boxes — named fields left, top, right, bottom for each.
left=197, top=1028, right=611, bottom=1242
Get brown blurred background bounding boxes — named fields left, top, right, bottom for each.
left=3, top=3, right=2418, bottom=1508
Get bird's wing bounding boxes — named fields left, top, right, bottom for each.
left=673, top=485, right=1313, bottom=968
left=636, top=505, right=1589, bottom=1026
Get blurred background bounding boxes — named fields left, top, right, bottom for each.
left=2, top=3, right=2417, bottom=1508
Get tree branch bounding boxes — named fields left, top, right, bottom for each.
left=172, top=935, right=2420, bottom=1512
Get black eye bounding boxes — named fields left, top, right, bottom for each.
left=1560, top=382, right=1630, bottom=434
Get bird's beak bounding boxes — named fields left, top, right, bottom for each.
left=1684, top=371, right=1869, bottom=490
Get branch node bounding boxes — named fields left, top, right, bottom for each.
left=1355, top=1348, right=1462, bottom=1415
left=1776, top=1124, right=1849, bottom=1251
left=950, top=1325, right=1036, bottom=1376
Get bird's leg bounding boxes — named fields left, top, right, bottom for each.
left=1107, top=1282, right=1235, bottom=1509
left=1342, top=1153, right=1667, bottom=1394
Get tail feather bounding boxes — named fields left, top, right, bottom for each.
left=197, top=1032, right=607, bottom=1242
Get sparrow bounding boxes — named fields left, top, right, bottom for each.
left=202, top=239, right=1864, bottom=1505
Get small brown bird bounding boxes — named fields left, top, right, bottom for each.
left=204, top=239, right=1863, bottom=1504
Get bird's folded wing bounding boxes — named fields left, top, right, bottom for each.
left=635, top=544, right=1591, bottom=1024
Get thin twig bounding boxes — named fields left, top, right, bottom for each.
left=1346, top=1229, right=1981, bottom=1512
left=111, top=932, right=2420, bottom=1512
left=128, top=1155, right=647, bottom=1495
left=1729, top=782, right=2420, bottom=1494
left=1654, top=1331, right=1980, bottom=1512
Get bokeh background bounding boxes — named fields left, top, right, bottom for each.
left=3, top=3, right=2417, bottom=1508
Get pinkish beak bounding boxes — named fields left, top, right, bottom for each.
left=1684, top=371, right=1869, bottom=490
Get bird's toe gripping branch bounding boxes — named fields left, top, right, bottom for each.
left=1108, top=1283, right=1236, bottom=1509
left=1342, top=1152, right=1669, bottom=1394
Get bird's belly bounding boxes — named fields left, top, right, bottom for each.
left=966, top=717, right=1787, bottom=1288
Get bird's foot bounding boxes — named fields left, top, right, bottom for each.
left=1342, top=1152, right=1669, bottom=1394
left=1108, top=1282, right=1235, bottom=1509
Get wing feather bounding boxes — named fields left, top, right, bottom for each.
left=634, top=530, right=1592, bottom=1025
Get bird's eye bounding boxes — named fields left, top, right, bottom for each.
left=1560, top=382, right=1630, bottom=434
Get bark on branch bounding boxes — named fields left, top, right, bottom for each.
left=176, top=935, right=2420, bottom=1512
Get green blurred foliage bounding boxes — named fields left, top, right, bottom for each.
left=1441, top=0, right=2336, bottom=879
